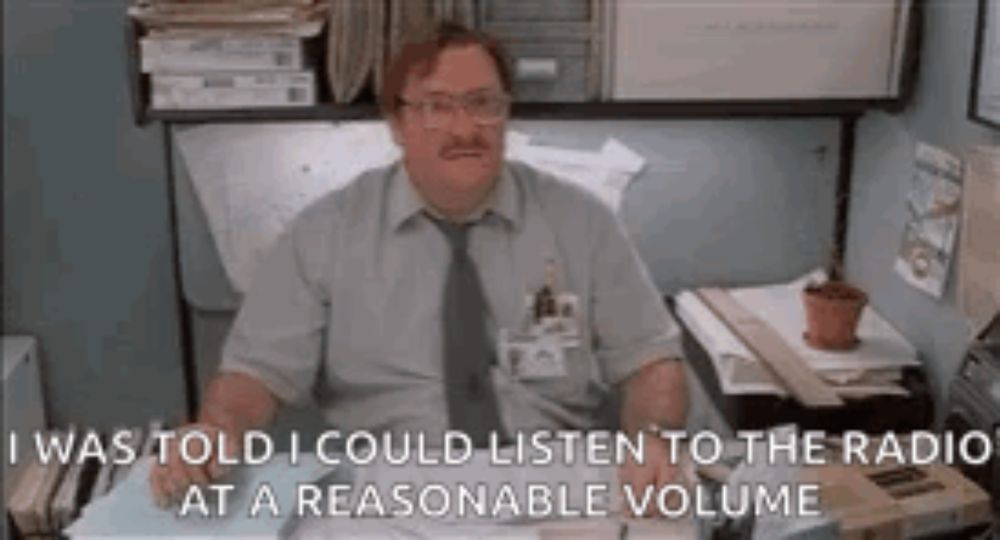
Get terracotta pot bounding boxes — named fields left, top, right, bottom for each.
left=802, top=281, right=868, bottom=351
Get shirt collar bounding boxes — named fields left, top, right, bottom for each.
left=388, top=161, right=521, bottom=231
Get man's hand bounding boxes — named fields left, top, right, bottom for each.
left=618, top=358, right=687, bottom=516
left=148, top=373, right=278, bottom=508
left=618, top=434, right=683, bottom=517
left=148, top=423, right=240, bottom=508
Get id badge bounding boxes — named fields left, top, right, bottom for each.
left=497, top=329, right=567, bottom=380
left=497, top=258, right=583, bottom=380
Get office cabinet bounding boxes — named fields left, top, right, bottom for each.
left=477, top=0, right=602, bottom=102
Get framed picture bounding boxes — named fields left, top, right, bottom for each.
left=970, top=0, right=1000, bottom=129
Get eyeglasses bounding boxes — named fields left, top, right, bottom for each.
left=398, top=91, right=511, bottom=129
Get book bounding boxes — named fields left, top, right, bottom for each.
left=129, top=0, right=328, bottom=30
left=7, top=455, right=67, bottom=536
left=140, top=33, right=306, bottom=72
left=50, top=459, right=92, bottom=531
left=8, top=459, right=46, bottom=536
left=151, top=70, right=316, bottom=109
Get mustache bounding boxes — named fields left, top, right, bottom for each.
left=440, top=137, right=490, bottom=158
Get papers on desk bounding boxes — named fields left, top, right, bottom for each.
left=676, top=271, right=919, bottom=398
left=66, top=455, right=331, bottom=539
left=175, top=124, right=646, bottom=294
left=65, top=449, right=694, bottom=540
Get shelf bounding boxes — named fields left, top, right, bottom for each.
left=126, top=12, right=906, bottom=125
left=141, top=99, right=890, bottom=125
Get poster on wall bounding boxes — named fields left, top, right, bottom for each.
left=970, top=0, right=1000, bottom=129
left=894, top=143, right=963, bottom=299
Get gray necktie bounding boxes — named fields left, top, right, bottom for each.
left=429, top=215, right=506, bottom=447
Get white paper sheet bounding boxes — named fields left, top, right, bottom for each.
left=66, top=455, right=331, bottom=539
left=507, top=134, right=646, bottom=213
left=66, top=448, right=691, bottom=540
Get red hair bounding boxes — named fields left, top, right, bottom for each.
left=379, top=21, right=513, bottom=117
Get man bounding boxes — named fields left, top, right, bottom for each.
left=150, top=22, right=687, bottom=512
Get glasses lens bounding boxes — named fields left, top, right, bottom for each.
left=466, top=94, right=507, bottom=123
left=415, top=92, right=509, bottom=128
left=423, top=97, right=456, bottom=129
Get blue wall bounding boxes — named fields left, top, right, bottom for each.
left=3, top=0, right=188, bottom=429
left=846, top=0, right=1000, bottom=419
left=516, top=120, right=839, bottom=294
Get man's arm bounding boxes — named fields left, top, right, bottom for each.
left=147, top=202, right=330, bottom=506
left=198, top=372, right=280, bottom=437
left=618, top=358, right=688, bottom=514
left=620, top=358, right=687, bottom=436
left=149, top=372, right=279, bottom=507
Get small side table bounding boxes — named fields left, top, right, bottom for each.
left=675, top=308, right=935, bottom=435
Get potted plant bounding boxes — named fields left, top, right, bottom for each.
left=802, top=259, right=868, bottom=351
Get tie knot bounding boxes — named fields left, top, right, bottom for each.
left=428, top=215, right=471, bottom=251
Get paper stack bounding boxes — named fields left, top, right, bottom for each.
left=65, top=455, right=331, bottom=539
left=676, top=271, right=920, bottom=400
left=7, top=432, right=69, bottom=538
left=130, top=0, right=327, bottom=110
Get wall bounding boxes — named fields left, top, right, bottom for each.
left=846, top=0, right=1000, bottom=420
left=516, top=120, right=840, bottom=294
left=2, top=0, right=188, bottom=429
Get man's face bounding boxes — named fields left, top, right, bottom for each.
left=390, top=44, right=508, bottom=216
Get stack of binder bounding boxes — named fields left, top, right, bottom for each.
left=130, top=0, right=328, bottom=110
left=6, top=423, right=163, bottom=538
left=326, top=0, right=382, bottom=103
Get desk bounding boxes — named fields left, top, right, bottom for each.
left=292, top=516, right=696, bottom=539
left=64, top=455, right=699, bottom=540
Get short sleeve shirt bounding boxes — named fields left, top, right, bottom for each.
left=220, top=160, right=683, bottom=440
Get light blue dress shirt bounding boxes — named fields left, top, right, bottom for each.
left=221, top=160, right=683, bottom=440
